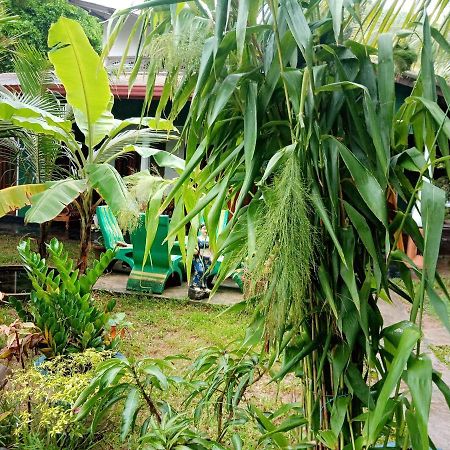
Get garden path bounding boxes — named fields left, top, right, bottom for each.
left=94, top=272, right=243, bottom=305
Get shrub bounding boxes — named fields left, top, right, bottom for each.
left=11, top=238, right=117, bottom=355
left=74, top=354, right=245, bottom=449
left=74, top=355, right=185, bottom=441
left=4, top=350, right=112, bottom=449
left=0, top=0, right=103, bottom=72
left=185, top=342, right=268, bottom=442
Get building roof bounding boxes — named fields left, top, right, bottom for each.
left=0, top=72, right=166, bottom=100
left=68, top=0, right=141, bottom=19
left=68, top=0, right=116, bottom=20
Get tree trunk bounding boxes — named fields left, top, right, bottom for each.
left=78, top=217, right=91, bottom=273
left=77, top=192, right=93, bottom=273
left=38, top=222, right=49, bottom=259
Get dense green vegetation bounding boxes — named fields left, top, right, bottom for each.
left=0, top=0, right=102, bottom=72
left=0, top=0, right=449, bottom=448
left=0, top=233, right=260, bottom=449
left=107, top=1, right=450, bottom=448
left=0, top=17, right=179, bottom=272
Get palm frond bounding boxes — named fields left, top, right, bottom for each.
left=13, top=42, right=54, bottom=97
left=95, top=128, right=176, bottom=164
left=0, top=42, right=69, bottom=185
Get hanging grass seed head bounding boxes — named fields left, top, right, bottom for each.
left=247, top=153, right=315, bottom=345
left=116, top=204, right=140, bottom=234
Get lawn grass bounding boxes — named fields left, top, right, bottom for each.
left=94, top=292, right=247, bottom=359
left=0, top=232, right=81, bottom=266
left=0, top=230, right=248, bottom=360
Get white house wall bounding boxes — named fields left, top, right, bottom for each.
left=104, top=15, right=140, bottom=62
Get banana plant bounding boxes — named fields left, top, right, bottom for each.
left=0, top=17, right=181, bottom=271
left=108, top=1, right=450, bottom=448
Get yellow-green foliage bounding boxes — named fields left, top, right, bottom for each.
left=430, top=344, right=450, bottom=367
left=6, top=350, right=112, bottom=444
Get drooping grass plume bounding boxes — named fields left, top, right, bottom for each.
left=246, top=153, right=314, bottom=344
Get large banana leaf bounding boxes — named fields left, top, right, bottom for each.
left=48, top=17, right=113, bottom=149
left=25, top=179, right=87, bottom=224
left=0, top=184, right=46, bottom=217
left=85, top=164, right=137, bottom=217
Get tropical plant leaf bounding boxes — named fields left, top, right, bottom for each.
left=208, top=74, right=244, bottom=126
left=377, top=33, right=394, bottom=161
left=86, top=164, right=137, bottom=217
left=0, top=94, right=73, bottom=144
left=236, top=0, right=250, bottom=62
left=421, top=182, right=446, bottom=284
left=120, top=387, right=141, bottom=441
left=365, top=322, right=421, bottom=446
left=25, top=179, right=87, bottom=224
left=48, top=17, right=113, bottom=148
left=0, top=184, right=46, bottom=217
left=330, top=137, right=388, bottom=226
left=406, top=355, right=432, bottom=450
left=282, top=0, right=313, bottom=66
left=251, top=405, right=289, bottom=448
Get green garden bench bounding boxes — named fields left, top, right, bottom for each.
left=127, top=214, right=184, bottom=294
left=96, top=205, right=134, bottom=269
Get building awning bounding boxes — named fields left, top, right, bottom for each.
left=0, top=72, right=166, bottom=100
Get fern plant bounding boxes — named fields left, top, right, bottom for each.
left=11, top=238, right=116, bottom=355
